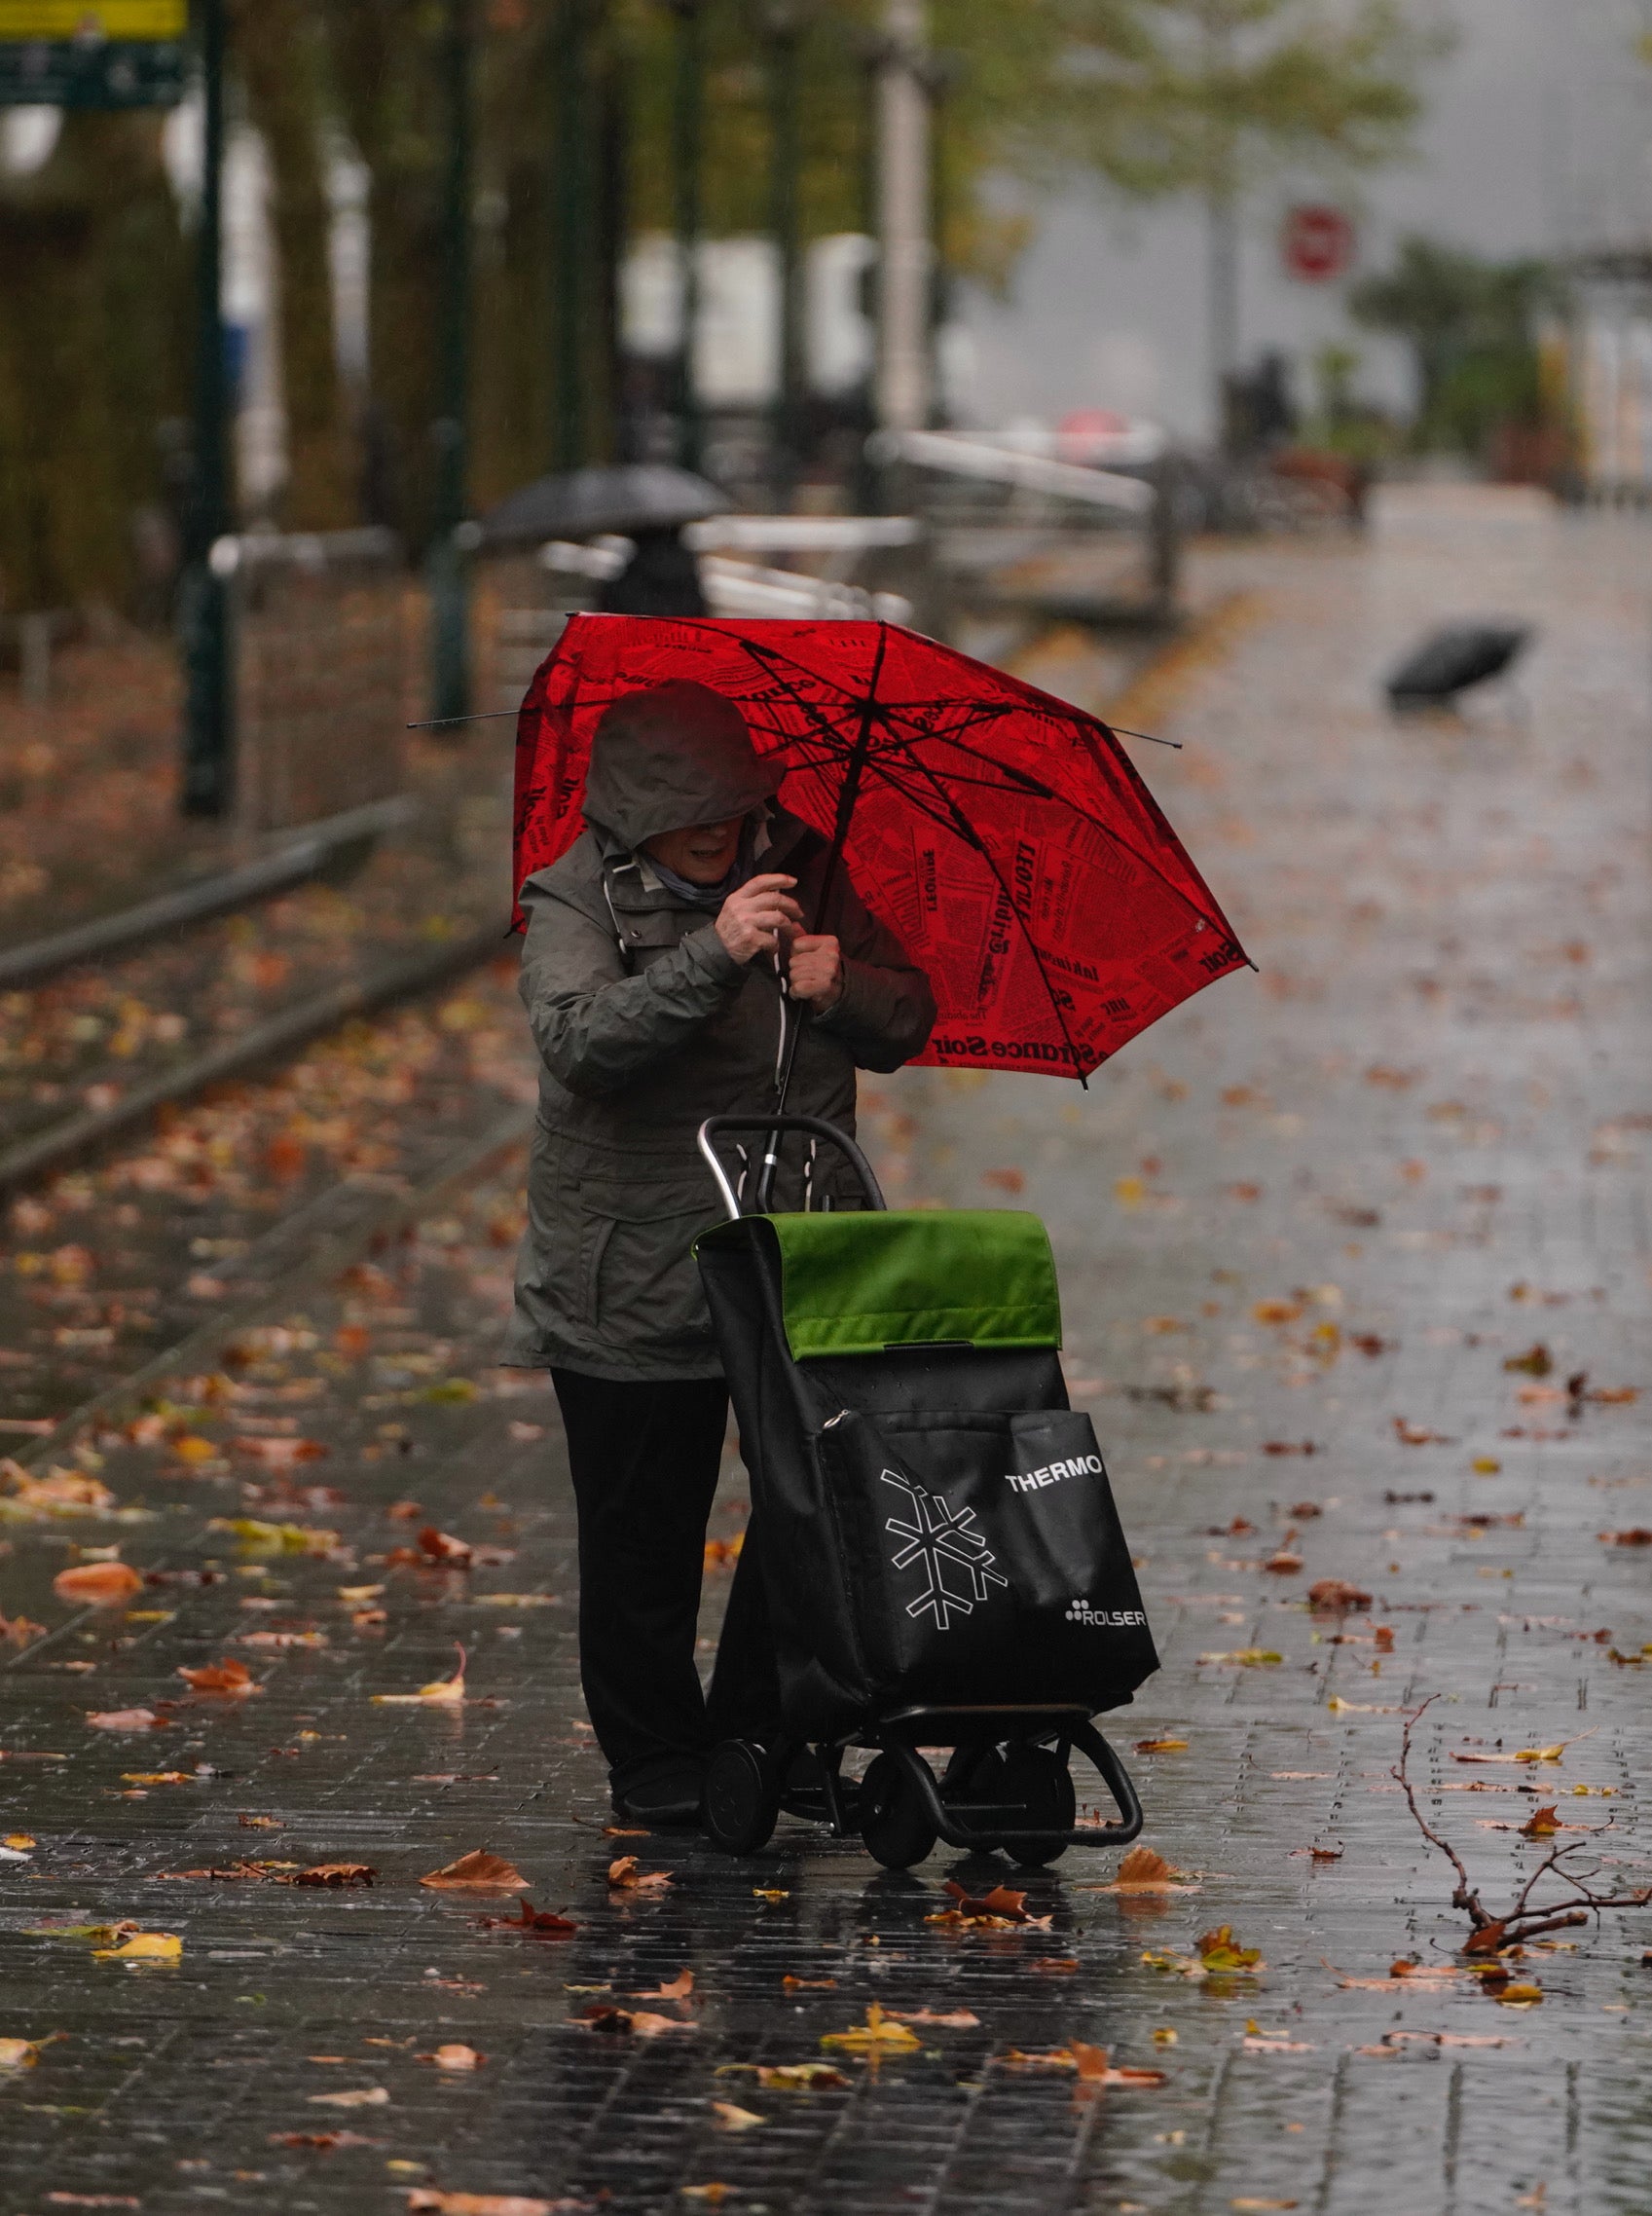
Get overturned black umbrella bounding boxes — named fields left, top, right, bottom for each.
left=1385, top=622, right=1531, bottom=711
left=475, top=463, right=729, bottom=550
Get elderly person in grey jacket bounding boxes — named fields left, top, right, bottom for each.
left=505, top=680, right=936, bottom=1824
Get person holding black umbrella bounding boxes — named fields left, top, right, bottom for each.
left=503, top=680, right=936, bottom=1825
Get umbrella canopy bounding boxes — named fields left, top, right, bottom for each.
left=1385, top=622, right=1530, bottom=708
left=512, top=615, right=1248, bottom=1082
left=477, top=464, right=729, bottom=550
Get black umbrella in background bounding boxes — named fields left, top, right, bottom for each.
left=476, top=463, right=729, bottom=550
left=1385, top=622, right=1531, bottom=711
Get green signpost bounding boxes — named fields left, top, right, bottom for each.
left=0, top=1, right=187, bottom=106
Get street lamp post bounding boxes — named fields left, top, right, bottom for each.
left=762, top=1, right=806, bottom=506
left=180, top=0, right=231, bottom=818
left=875, top=0, right=930, bottom=439
left=427, top=0, right=474, bottom=726
left=668, top=0, right=704, bottom=472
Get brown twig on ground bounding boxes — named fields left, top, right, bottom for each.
left=1393, top=1696, right=1652, bottom=1954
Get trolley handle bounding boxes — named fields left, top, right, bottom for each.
left=697, top=1115, right=888, bottom=1222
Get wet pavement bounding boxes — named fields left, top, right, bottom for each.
left=2, top=489, right=1650, bottom=2216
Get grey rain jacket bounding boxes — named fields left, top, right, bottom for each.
left=503, top=687, right=936, bottom=1382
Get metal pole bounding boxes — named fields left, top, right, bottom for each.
left=180, top=0, right=232, bottom=818
left=875, top=0, right=930, bottom=438
left=669, top=0, right=704, bottom=472
left=427, top=0, right=473, bottom=725
left=766, top=6, right=803, bottom=505
left=552, top=0, right=589, bottom=471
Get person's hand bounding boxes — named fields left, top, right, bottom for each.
left=715, top=873, right=802, bottom=964
left=788, top=934, right=843, bottom=1009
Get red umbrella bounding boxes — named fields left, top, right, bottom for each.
left=512, top=614, right=1249, bottom=1083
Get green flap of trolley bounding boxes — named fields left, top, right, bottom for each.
left=707, top=1208, right=1063, bottom=1358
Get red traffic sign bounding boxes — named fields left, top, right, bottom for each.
left=1281, top=204, right=1355, bottom=283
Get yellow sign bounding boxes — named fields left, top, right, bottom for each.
left=0, top=3, right=186, bottom=37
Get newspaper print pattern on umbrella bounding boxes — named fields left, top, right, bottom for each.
left=512, top=615, right=1249, bottom=1081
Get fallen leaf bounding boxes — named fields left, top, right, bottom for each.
left=53, top=1561, right=142, bottom=1605
left=293, top=1864, right=377, bottom=1888
left=1073, top=2040, right=1166, bottom=2086
left=1197, top=1649, right=1283, bottom=1668
left=420, top=2044, right=486, bottom=2071
left=606, top=1856, right=673, bottom=1894
left=1242, top=2034, right=1314, bottom=2052
left=702, top=1534, right=744, bottom=1570
left=1377, top=2030, right=1519, bottom=2050
left=1253, top=1299, right=1303, bottom=1325
left=375, top=1642, right=468, bottom=1705
left=1503, top=1343, right=1552, bottom=1377
left=1110, top=1846, right=1191, bottom=1892
left=679, top=2191, right=733, bottom=2207
left=575, top=2006, right=695, bottom=2038
left=1133, top=1737, right=1189, bottom=1754
left=475, top=1898, right=577, bottom=1935
left=0, top=2034, right=61, bottom=2068
left=92, top=1932, right=181, bottom=1963
left=719, top=2061, right=850, bottom=2090
left=1495, top=1983, right=1545, bottom=2008
left=418, top=1527, right=473, bottom=1568
left=1520, top=1806, right=1560, bottom=1839
left=1393, top=1420, right=1455, bottom=1446
left=884, top=2007, right=980, bottom=2027
left=86, top=1709, right=167, bottom=1732
left=821, top=2003, right=922, bottom=2054
left=406, top=2192, right=559, bottom=2215
left=1230, top=2201, right=1298, bottom=2212
left=421, top=1850, right=530, bottom=1894
left=177, top=1658, right=260, bottom=1696
left=1032, top=1956, right=1080, bottom=1975
left=781, top=1975, right=837, bottom=1990
left=1308, top=1579, right=1372, bottom=1614
left=233, top=1434, right=330, bottom=1464
left=308, top=2086, right=390, bottom=2107
left=1599, top=1529, right=1652, bottom=1546
left=206, top=1517, right=341, bottom=1554
left=1197, top=1925, right=1263, bottom=1973
left=632, top=1969, right=693, bottom=2000
left=709, top=2100, right=765, bottom=2132
left=927, top=1878, right=1052, bottom=1930
left=270, top=2130, right=382, bottom=2150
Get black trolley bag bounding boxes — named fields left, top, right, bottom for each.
left=694, top=1115, right=1157, bottom=1869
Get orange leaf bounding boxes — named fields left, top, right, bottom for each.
left=54, top=1562, right=142, bottom=1605
left=86, top=1709, right=167, bottom=1732
left=177, top=1659, right=259, bottom=1697
left=420, top=1850, right=529, bottom=1894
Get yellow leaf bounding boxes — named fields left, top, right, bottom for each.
left=1495, top=1983, right=1545, bottom=2008
left=709, top=2100, right=765, bottom=2132
left=206, top=1517, right=340, bottom=1555
left=92, top=1932, right=181, bottom=1964
left=821, top=2003, right=922, bottom=2055
left=1514, top=1745, right=1565, bottom=1764
left=374, top=1643, right=467, bottom=1706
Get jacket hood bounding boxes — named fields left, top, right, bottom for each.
left=582, top=681, right=785, bottom=850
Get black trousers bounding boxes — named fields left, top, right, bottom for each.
left=551, top=1368, right=782, bottom=1793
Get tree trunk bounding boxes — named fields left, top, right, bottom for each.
left=0, top=113, right=187, bottom=612
left=234, top=0, right=353, bottom=530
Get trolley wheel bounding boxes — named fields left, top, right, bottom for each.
left=858, top=1752, right=938, bottom=1870
left=703, top=1739, right=781, bottom=1856
left=977, top=1744, right=1077, bottom=1865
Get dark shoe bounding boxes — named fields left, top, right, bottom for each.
left=611, top=1759, right=705, bottom=1828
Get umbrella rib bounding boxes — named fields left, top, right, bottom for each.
left=870, top=730, right=1090, bottom=1080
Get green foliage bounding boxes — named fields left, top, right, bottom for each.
left=1349, top=234, right=1557, bottom=453
left=1046, top=0, right=1436, bottom=203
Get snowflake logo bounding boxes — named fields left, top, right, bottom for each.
left=881, top=1469, right=1009, bottom=1631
